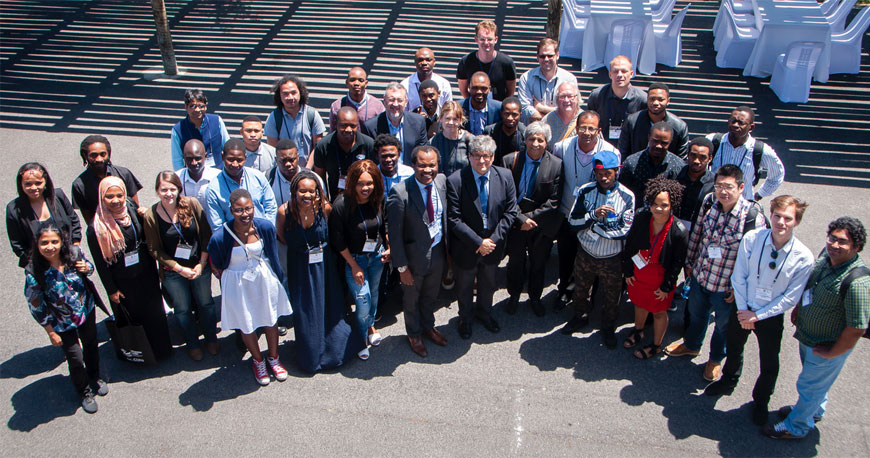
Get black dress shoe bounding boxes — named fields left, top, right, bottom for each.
left=554, top=292, right=569, bottom=312
left=602, top=327, right=617, bottom=349
left=704, top=379, right=737, bottom=397
left=752, top=402, right=769, bottom=426
left=560, top=315, right=588, bottom=335
left=476, top=315, right=500, bottom=333
left=530, top=299, right=545, bottom=317
left=458, top=320, right=472, bottom=340
left=505, top=296, right=519, bottom=315
left=277, top=326, right=288, bottom=336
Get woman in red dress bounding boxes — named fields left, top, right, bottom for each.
left=622, top=177, right=689, bottom=359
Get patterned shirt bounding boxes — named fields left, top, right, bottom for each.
left=686, top=194, right=765, bottom=292
left=568, top=182, right=635, bottom=259
left=706, top=133, right=785, bottom=201
left=794, top=254, right=870, bottom=347
left=619, top=149, right=685, bottom=209
left=25, top=262, right=96, bottom=333
left=543, top=110, right=578, bottom=146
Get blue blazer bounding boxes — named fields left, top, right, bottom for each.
left=460, top=98, right=502, bottom=133
left=207, top=217, right=284, bottom=283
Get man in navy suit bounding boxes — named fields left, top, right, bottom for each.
left=386, top=145, right=450, bottom=357
left=361, top=82, right=427, bottom=166
left=447, top=135, right=518, bottom=339
left=461, top=72, right=502, bottom=136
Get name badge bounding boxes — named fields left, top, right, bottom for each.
left=755, top=287, right=773, bottom=302
left=242, top=268, right=258, bottom=282
left=427, top=221, right=440, bottom=239
left=355, top=153, right=365, bottom=161
left=337, top=175, right=347, bottom=190
left=309, top=247, right=324, bottom=264
left=802, top=288, right=813, bottom=306
left=632, top=253, right=648, bottom=270
left=587, top=229, right=600, bottom=241
left=708, top=246, right=723, bottom=259
left=124, top=251, right=139, bottom=267
left=363, top=239, right=378, bottom=253
left=608, top=125, right=621, bottom=140
left=174, top=243, right=193, bottom=259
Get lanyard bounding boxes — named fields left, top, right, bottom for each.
left=645, top=216, right=670, bottom=262
left=299, top=213, right=322, bottom=251
left=125, top=217, right=140, bottom=252
left=220, top=169, right=246, bottom=193
left=756, top=232, right=793, bottom=284
left=159, top=201, right=189, bottom=245
left=358, top=205, right=380, bottom=241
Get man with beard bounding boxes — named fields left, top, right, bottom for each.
left=402, top=47, right=453, bottom=113
left=586, top=56, right=647, bottom=142
left=170, top=88, right=230, bottom=170
left=460, top=72, right=502, bottom=136
left=72, top=135, right=142, bottom=225
left=268, top=138, right=322, bottom=209
left=176, top=139, right=221, bottom=218
left=618, top=82, right=689, bottom=159
left=329, top=67, right=385, bottom=132
left=483, top=96, right=525, bottom=165
left=619, top=122, right=684, bottom=209
left=240, top=116, right=277, bottom=175
left=204, top=138, right=277, bottom=230
left=543, top=81, right=582, bottom=146
left=517, top=38, right=578, bottom=124
left=412, top=79, right=442, bottom=140
left=361, top=83, right=427, bottom=166
left=315, top=106, right=376, bottom=201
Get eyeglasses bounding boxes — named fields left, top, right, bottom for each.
left=537, top=53, right=556, bottom=59
left=576, top=126, right=598, bottom=134
left=188, top=104, right=206, bottom=110
left=470, top=153, right=493, bottom=160
left=714, top=184, right=738, bottom=191
left=231, top=206, right=254, bottom=214
left=827, top=234, right=851, bottom=247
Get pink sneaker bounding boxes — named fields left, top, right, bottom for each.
left=267, top=356, right=288, bottom=382
left=252, top=358, right=270, bottom=386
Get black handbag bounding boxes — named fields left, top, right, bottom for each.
left=104, top=300, right=157, bottom=365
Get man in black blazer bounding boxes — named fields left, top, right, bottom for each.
left=361, top=82, right=427, bottom=166
left=461, top=72, right=502, bottom=136
left=617, top=82, right=689, bottom=159
left=386, top=145, right=450, bottom=357
left=447, top=135, right=518, bottom=339
left=501, top=121, right=563, bottom=317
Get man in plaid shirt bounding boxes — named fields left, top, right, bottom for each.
left=665, top=165, right=766, bottom=382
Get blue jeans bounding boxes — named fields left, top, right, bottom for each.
left=783, top=343, right=852, bottom=437
left=684, top=277, right=731, bottom=362
left=345, top=252, right=384, bottom=345
left=163, top=266, right=218, bottom=348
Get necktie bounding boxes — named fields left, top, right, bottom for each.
left=425, top=184, right=434, bottom=222
left=521, top=161, right=540, bottom=199
left=478, top=176, right=488, bottom=216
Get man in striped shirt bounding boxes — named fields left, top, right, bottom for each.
left=561, top=149, right=634, bottom=348
left=665, top=165, right=766, bottom=382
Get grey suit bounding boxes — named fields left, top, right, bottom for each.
left=386, top=174, right=448, bottom=337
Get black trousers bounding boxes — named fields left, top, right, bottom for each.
left=401, top=243, right=445, bottom=337
left=454, top=259, right=497, bottom=322
left=506, top=227, right=554, bottom=301
left=58, top=308, right=100, bottom=396
left=722, top=307, right=784, bottom=406
left=556, top=218, right=578, bottom=295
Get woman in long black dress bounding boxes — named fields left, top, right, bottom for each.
left=276, top=170, right=363, bottom=373
left=86, top=176, right=172, bottom=360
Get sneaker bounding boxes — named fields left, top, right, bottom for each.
left=81, top=388, right=98, bottom=414
left=266, top=356, right=288, bottom=382
left=761, top=422, right=804, bottom=440
left=664, top=342, right=700, bottom=357
left=703, top=360, right=723, bottom=382
left=777, top=406, right=822, bottom=424
left=92, top=379, right=109, bottom=397
left=252, top=358, right=270, bottom=386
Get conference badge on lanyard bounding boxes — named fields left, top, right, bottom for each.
left=124, top=251, right=139, bottom=267
left=175, top=243, right=193, bottom=259
left=309, top=246, right=324, bottom=264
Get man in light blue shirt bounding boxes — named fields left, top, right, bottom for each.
left=705, top=195, right=814, bottom=426
left=517, top=38, right=578, bottom=124
left=264, top=74, right=326, bottom=169
left=205, top=139, right=277, bottom=231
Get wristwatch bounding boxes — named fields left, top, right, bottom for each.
left=397, top=266, right=407, bottom=273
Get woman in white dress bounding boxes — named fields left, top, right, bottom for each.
left=207, top=189, right=292, bottom=386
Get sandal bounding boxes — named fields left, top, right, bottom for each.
left=623, top=328, right=644, bottom=348
left=634, top=344, right=662, bottom=360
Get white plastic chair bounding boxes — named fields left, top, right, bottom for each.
left=604, top=19, right=646, bottom=68
left=820, top=0, right=841, bottom=16
left=652, top=0, right=677, bottom=24
left=655, top=4, right=691, bottom=67
left=769, top=41, right=825, bottom=103
left=826, top=0, right=858, bottom=33
left=715, top=2, right=760, bottom=68
left=559, top=0, right=590, bottom=59
left=829, top=6, right=870, bottom=74
left=713, top=1, right=756, bottom=49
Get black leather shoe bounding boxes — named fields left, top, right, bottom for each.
left=602, top=327, right=617, bottom=349
left=560, top=315, right=588, bottom=335
left=554, top=292, right=569, bottom=312
left=530, top=299, right=545, bottom=317
left=505, top=295, right=519, bottom=315
left=277, top=326, right=288, bottom=336
left=477, top=315, right=500, bottom=333
left=752, top=402, right=769, bottom=426
left=704, top=379, right=737, bottom=397
left=458, top=320, right=472, bottom=340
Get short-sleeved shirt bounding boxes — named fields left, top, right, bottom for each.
left=312, top=131, right=376, bottom=202
left=402, top=72, right=454, bottom=113
left=794, top=254, right=870, bottom=347
left=264, top=104, right=326, bottom=165
left=244, top=142, right=277, bottom=176
left=71, top=165, right=143, bottom=215
left=456, top=51, right=517, bottom=101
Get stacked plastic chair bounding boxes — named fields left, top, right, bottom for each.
left=559, top=0, right=591, bottom=59
left=829, top=6, right=870, bottom=74
left=604, top=18, right=647, bottom=68
left=715, top=1, right=760, bottom=68
left=769, top=41, right=825, bottom=103
left=655, top=4, right=692, bottom=67
left=826, top=0, right=857, bottom=33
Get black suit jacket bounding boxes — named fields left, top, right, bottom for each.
left=6, top=189, right=82, bottom=267
left=361, top=112, right=427, bottom=166
left=502, top=151, right=564, bottom=239
left=386, top=174, right=448, bottom=276
left=446, top=165, right=517, bottom=269
left=618, top=110, right=690, bottom=159
left=460, top=98, right=502, bottom=134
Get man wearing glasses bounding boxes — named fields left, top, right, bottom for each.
left=456, top=20, right=517, bottom=102
left=705, top=196, right=814, bottom=427
left=517, top=38, right=578, bottom=124
left=170, top=88, right=230, bottom=170
left=665, top=165, right=767, bottom=384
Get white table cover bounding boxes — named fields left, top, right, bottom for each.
left=580, top=0, right=657, bottom=74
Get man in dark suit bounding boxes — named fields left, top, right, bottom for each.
left=461, top=72, right=502, bottom=136
left=361, top=82, right=427, bottom=166
left=501, top=121, right=563, bottom=317
left=447, top=135, right=518, bottom=339
left=386, top=145, right=450, bottom=357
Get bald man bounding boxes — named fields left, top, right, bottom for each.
left=401, top=47, right=453, bottom=112
left=460, top=71, right=502, bottom=136
left=314, top=106, right=376, bottom=201
left=176, top=138, right=221, bottom=213
left=329, top=66, right=385, bottom=132
left=585, top=55, right=647, bottom=141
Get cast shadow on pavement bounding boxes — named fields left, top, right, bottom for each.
left=7, top=374, right=80, bottom=432
left=0, top=345, right=66, bottom=380
left=177, top=361, right=261, bottom=412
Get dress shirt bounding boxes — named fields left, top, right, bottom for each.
left=706, top=133, right=785, bottom=200
left=471, top=168, right=491, bottom=230
left=402, top=72, right=453, bottom=112
left=346, top=92, right=368, bottom=110
left=517, top=66, right=579, bottom=123
left=416, top=177, right=443, bottom=247
left=205, top=167, right=277, bottom=231
left=468, top=106, right=487, bottom=135
left=731, top=229, right=814, bottom=321
left=381, top=164, right=414, bottom=197
left=388, top=118, right=406, bottom=159
left=552, top=136, right=620, bottom=215
left=518, top=153, right=540, bottom=199
left=244, top=142, right=277, bottom=175
left=170, top=116, right=230, bottom=170
left=176, top=166, right=221, bottom=212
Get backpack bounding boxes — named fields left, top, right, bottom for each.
left=838, top=265, right=870, bottom=339
left=711, top=133, right=766, bottom=186
left=272, top=105, right=316, bottom=138
left=700, top=194, right=770, bottom=234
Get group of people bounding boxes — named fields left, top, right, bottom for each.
left=9, top=20, right=867, bottom=443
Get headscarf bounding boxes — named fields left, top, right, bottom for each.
left=94, top=176, right=131, bottom=263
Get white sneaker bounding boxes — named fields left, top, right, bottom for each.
left=252, top=358, right=270, bottom=386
